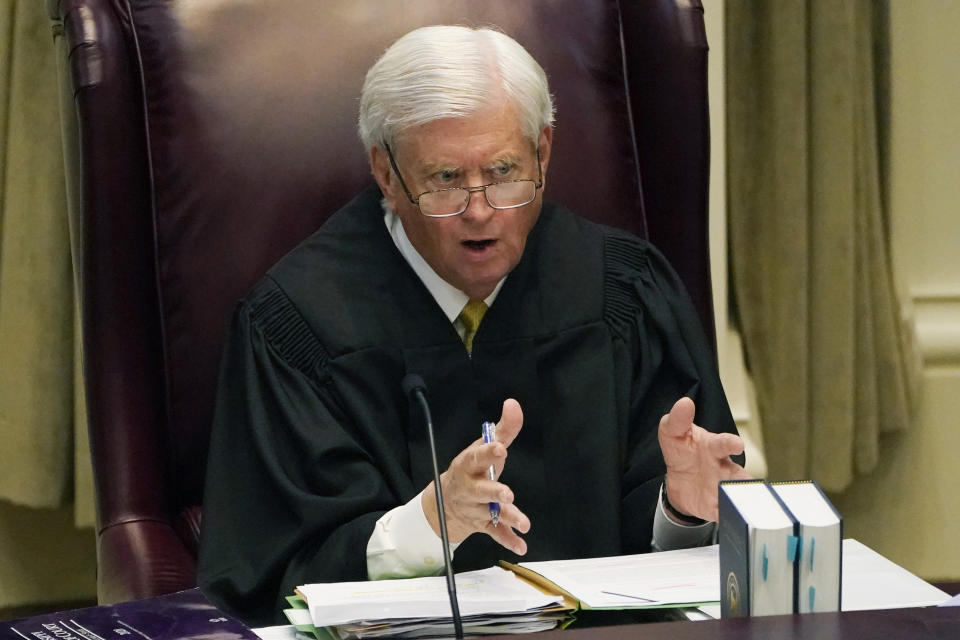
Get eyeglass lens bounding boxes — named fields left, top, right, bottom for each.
left=420, top=181, right=536, bottom=217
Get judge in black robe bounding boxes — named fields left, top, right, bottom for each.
left=198, top=183, right=741, bottom=625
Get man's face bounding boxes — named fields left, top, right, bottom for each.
left=371, top=101, right=552, bottom=300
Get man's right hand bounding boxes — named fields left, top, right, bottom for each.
left=421, top=398, right=530, bottom=555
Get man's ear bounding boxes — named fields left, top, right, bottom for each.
left=537, top=125, right=554, bottom=178
left=369, top=145, right=399, bottom=210
left=369, top=145, right=391, bottom=190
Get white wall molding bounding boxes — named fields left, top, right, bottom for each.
left=912, top=290, right=960, bottom=367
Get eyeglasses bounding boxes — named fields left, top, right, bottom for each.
left=384, top=143, right=543, bottom=218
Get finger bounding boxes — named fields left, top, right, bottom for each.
left=487, top=522, right=528, bottom=556
left=659, top=396, right=696, bottom=438
left=460, top=441, right=508, bottom=474
left=706, top=432, right=746, bottom=458
left=495, top=501, right=531, bottom=534
left=452, top=490, right=527, bottom=537
left=486, top=504, right=530, bottom=555
left=446, top=475, right=514, bottom=512
left=469, top=478, right=514, bottom=507
left=494, top=398, right=524, bottom=447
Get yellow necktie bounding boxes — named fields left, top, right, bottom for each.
left=458, top=300, right=488, bottom=354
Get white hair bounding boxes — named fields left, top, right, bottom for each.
left=358, top=25, right=555, bottom=151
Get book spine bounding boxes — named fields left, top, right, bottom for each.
left=767, top=480, right=802, bottom=613
left=813, top=480, right=843, bottom=612
left=718, top=486, right=751, bottom=617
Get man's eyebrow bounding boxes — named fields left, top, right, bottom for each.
left=485, top=153, right=523, bottom=169
left=418, top=161, right=462, bottom=177
left=415, top=152, right=524, bottom=177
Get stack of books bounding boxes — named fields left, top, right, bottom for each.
left=718, top=479, right=843, bottom=617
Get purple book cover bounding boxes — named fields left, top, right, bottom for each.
left=1, top=588, right=259, bottom=640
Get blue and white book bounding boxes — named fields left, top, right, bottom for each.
left=718, top=479, right=797, bottom=617
left=770, top=480, right=843, bottom=613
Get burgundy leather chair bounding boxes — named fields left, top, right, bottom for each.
left=48, top=0, right=715, bottom=604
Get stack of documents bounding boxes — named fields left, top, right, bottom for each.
left=505, top=545, right=721, bottom=610
left=286, top=567, right=568, bottom=638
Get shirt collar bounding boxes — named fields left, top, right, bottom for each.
left=383, top=200, right=504, bottom=322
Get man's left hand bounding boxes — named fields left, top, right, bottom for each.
left=658, top=397, right=751, bottom=522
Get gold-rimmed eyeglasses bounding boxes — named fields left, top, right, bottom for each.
left=384, top=143, right=543, bottom=218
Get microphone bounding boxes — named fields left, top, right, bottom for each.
left=402, top=374, right=464, bottom=639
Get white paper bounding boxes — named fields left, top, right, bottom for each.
left=938, top=593, right=960, bottom=607
left=840, top=538, right=950, bottom=610
left=519, top=544, right=720, bottom=608
left=252, top=624, right=300, bottom=640
left=297, top=566, right=563, bottom=626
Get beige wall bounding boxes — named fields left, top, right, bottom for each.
left=0, top=502, right=95, bottom=609
left=830, top=0, right=960, bottom=581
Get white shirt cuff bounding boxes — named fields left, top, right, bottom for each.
left=651, top=484, right=716, bottom=552
left=366, top=490, right=460, bottom=580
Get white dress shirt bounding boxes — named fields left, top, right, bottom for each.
left=366, top=206, right=714, bottom=580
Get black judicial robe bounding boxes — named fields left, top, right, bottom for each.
left=197, top=184, right=739, bottom=625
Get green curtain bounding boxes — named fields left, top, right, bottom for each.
left=0, top=0, right=93, bottom=527
left=725, top=0, right=922, bottom=492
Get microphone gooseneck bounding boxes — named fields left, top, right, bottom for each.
left=401, top=374, right=463, bottom=639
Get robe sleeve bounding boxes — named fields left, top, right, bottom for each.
left=197, top=278, right=400, bottom=626
left=602, top=233, right=741, bottom=554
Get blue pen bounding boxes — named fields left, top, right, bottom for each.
left=482, top=421, right=500, bottom=526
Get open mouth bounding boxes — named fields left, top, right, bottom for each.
left=462, top=239, right=496, bottom=251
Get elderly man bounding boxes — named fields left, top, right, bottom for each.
left=198, top=25, right=749, bottom=626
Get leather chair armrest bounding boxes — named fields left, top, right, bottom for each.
left=97, top=519, right=197, bottom=604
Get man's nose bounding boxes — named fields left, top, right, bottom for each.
left=461, top=186, right=496, bottom=223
